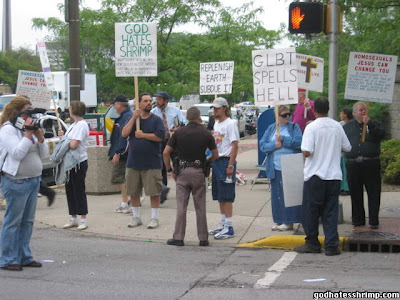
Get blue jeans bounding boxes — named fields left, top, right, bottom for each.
left=302, top=175, right=340, bottom=251
left=0, top=175, right=41, bottom=266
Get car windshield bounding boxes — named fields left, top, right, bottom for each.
left=0, top=95, right=14, bottom=105
left=195, top=106, right=211, bottom=116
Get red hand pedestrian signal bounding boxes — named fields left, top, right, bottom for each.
left=291, top=7, right=305, bottom=29
left=288, top=2, right=324, bottom=34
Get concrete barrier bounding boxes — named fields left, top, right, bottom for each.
left=86, top=146, right=120, bottom=195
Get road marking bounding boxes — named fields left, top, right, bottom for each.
left=254, top=251, right=297, bottom=289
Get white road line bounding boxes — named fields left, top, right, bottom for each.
left=254, top=251, right=297, bottom=289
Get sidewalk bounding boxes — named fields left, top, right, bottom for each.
left=5, top=135, right=400, bottom=252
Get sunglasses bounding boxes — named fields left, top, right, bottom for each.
left=280, top=113, right=291, bottom=118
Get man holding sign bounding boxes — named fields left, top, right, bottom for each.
left=122, top=93, right=165, bottom=229
left=343, top=102, right=384, bottom=229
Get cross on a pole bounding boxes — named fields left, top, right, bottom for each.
left=301, top=58, right=317, bottom=83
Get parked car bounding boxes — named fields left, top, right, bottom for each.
left=0, top=94, right=16, bottom=110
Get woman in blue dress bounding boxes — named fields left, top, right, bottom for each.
left=259, top=105, right=303, bottom=231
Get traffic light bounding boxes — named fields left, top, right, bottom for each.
left=288, top=2, right=324, bottom=34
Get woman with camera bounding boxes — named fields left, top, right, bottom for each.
left=0, top=96, right=48, bottom=271
left=58, top=101, right=90, bottom=231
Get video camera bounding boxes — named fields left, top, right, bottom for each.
left=12, top=108, right=51, bottom=130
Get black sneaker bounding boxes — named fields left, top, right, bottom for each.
left=167, top=239, right=184, bottom=246
left=294, top=244, right=321, bottom=253
left=325, top=248, right=341, bottom=256
left=160, top=186, right=170, bottom=204
left=370, top=224, right=379, bottom=229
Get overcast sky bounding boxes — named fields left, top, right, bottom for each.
left=1, top=0, right=289, bottom=50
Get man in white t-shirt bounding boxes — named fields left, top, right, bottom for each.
left=209, top=97, right=240, bottom=240
left=295, top=98, right=351, bottom=256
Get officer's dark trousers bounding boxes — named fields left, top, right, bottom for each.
left=346, top=159, right=381, bottom=226
left=173, top=167, right=208, bottom=241
left=302, top=175, right=340, bottom=251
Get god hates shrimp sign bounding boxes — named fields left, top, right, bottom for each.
left=115, top=22, right=157, bottom=77
left=252, top=48, right=298, bottom=106
left=345, top=52, right=398, bottom=103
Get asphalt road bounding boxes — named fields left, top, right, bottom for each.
left=1, top=226, right=398, bottom=300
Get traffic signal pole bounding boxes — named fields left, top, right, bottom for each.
left=68, top=0, right=81, bottom=102
left=328, top=0, right=338, bottom=118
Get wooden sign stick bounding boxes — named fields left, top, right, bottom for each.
left=134, top=76, right=140, bottom=131
left=50, top=90, right=61, bottom=131
left=361, top=102, right=370, bottom=143
left=275, top=105, right=280, bottom=135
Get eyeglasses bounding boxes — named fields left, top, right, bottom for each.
left=279, top=113, right=291, bottom=118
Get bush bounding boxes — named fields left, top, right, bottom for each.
left=381, top=139, right=400, bottom=185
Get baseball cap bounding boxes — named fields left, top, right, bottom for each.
left=211, top=97, right=229, bottom=108
left=298, top=88, right=307, bottom=93
left=111, top=95, right=129, bottom=104
left=155, top=91, right=170, bottom=100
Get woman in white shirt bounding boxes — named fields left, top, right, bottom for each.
left=60, top=101, right=90, bottom=230
left=0, top=96, right=48, bottom=271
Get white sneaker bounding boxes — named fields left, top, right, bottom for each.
left=114, top=205, right=130, bottom=214
left=271, top=223, right=281, bottom=231
left=277, top=223, right=293, bottom=231
left=63, top=220, right=78, bottom=229
left=127, top=217, right=143, bottom=228
left=78, top=223, right=88, bottom=230
left=147, top=218, right=159, bottom=229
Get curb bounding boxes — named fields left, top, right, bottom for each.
left=237, top=235, right=347, bottom=251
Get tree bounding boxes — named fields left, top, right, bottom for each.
left=0, top=48, right=42, bottom=92
left=32, top=0, right=282, bottom=103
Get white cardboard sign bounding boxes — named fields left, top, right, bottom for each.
left=252, top=48, right=298, bottom=106
left=115, top=22, right=158, bottom=77
left=296, top=53, right=324, bottom=93
left=37, top=41, right=55, bottom=92
left=16, top=70, right=51, bottom=109
left=281, top=153, right=304, bottom=208
left=199, top=61, right=234, bottom=95
left=345, top=52, right=398, bottom=103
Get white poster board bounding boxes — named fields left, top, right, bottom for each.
left=115, top=22, right=158, bottom=77
left=16, top=70, right=51, bottom=109
left=199, top=61, right=234, bottom=95
left=296, top=53, right=324, bottom=93
left=281, top=153, right=304, bottom=208
left=37, top=41, right=54, bottom=92
left=345, top=52, right=398, bottom=103
left=252, top=48, right=298, bottom=106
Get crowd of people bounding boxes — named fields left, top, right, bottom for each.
left=0, top=90, right=385, bottom=271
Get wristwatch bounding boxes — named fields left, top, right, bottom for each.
left=167, top=168, right=173, bottom=173
left=227, top=165, right=234, bottom=170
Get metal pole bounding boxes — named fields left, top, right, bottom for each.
left=328, top=0, right=338, bottom=118
left=68, top=0, right=81, bottom=101
left=2, top=0, right=12, bottom=51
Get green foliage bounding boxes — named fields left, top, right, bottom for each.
left=0, top=49, right=42, bottom=92
left=380, top=139, right=400, bottom=174
left=30, top=0, right=282, bottom=103
left=381, top=139, right=400, bottom=185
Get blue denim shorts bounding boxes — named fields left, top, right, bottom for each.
left=212, top=159, right=236, bottom=202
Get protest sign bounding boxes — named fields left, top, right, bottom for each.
left=281, top=153, right=304, bottom=208
left=345, top=52, right=398, bottom=103
left=199, top=61, right=234, bottom=95
left=37, top=41, right=55, bottom=92
left=16, top=70, right=51, bottom=109
left=252, top=48, right=298, bottom=106
left=115, top=22, right=158, bottom=77
left=296, top=53, right=324, bottom=92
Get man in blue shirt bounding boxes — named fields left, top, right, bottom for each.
left=122, top=93, right=165, bottom=229
left=108, top=95, right=133, bottom=214
left=151, top=91, right=185, bottom=203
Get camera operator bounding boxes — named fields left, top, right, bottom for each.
left=0, top=96, right=48, bottom=271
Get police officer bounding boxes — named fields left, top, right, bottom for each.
left=163, top=107, right=218, bottom=246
